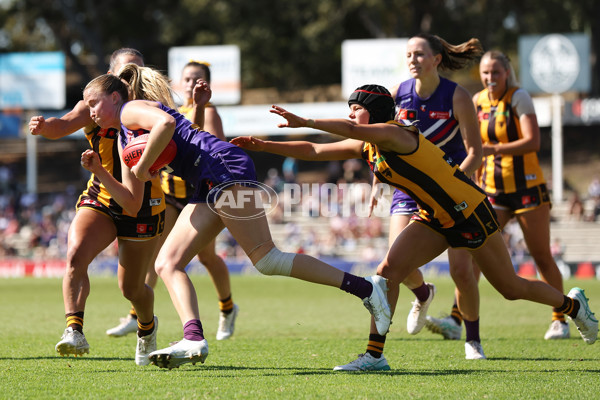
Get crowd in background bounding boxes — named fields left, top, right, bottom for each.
left=1, top=157, right=600, bottom=266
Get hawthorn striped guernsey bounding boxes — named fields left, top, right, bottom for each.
left=361, top=122, right=486, bottom=229
left=475, top=87, right=546, bottom=195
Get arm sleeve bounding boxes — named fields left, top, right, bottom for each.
left=512, top=89, right=536, bottom=117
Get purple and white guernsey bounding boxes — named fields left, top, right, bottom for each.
left=390, top=77, right=467, bottom=215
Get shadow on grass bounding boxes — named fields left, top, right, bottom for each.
left=126, top=365, right=469, bottom=376
left=0, top=356, right=133, bottom=361
left=488, top=356, right=600, bottom=362
left=4, top=356, right=600, bottom=376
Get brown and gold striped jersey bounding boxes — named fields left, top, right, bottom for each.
left=475, top=87, right=546, bottom=195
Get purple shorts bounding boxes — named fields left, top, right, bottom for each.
left=390, top=188, right=419, bottom=215
left=190, top=146, right=257, bottom=203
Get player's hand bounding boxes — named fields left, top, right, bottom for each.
left=270, top=105, right=310, bottom=128
left=230, top=136, right=266, bottom=151
left=81, top=149, right=101, bottom=173
left=130, top=163, right=156, bottom=182
left=482, top=143, right=498, bottom=157
left=368, top=184, right=380, bottom=218
left=193, top=79, right=212, bottom=107
left=29, top=116, right=46, bottom=135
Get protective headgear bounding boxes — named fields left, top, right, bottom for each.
left=348, top=84, right=395, bottom=124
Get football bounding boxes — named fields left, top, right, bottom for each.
left=122, top=134, right=177, bottom=173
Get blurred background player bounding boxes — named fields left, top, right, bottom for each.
left=28, top=48, right=163, bottom=365
left=469, top=50, right=570, bottom=340
left=374, top=34, right=485, bottom=359
left=107, top=60, right=239, bottom=341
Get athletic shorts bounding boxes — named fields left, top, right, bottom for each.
left=190, top=147, right=257, bottom=204
left=390, top=188, right=419, bottom=215
left=76, top=195, right=164, bottom=239
left=411, top=198, right=499, bottom=249
left=486, top=183, right=551, bottom=214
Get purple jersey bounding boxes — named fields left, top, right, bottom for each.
left=120, top=102, right=256, bottom=202
left=391, top=77, right=466, bottom=215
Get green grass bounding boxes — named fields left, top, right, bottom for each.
left=0, top=275, right=599, bottom=399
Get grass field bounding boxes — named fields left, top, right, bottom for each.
left=0, top=274, right=599, bottom=399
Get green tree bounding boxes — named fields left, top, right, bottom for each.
left=1, top=0, right=598, bottom=104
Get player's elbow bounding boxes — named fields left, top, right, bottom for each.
left=162, top=116, right=177, bottom=135
left=122, top=198, right=143, bottom=216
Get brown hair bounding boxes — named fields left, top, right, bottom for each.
left=84, top=74, right=129, bottom=102
left=118, top=64, right=177, bottom=108
left=183, top=60, right=211, bottom=83
left=412, top=33, right=483, bottom=71
left=109, top=48, right=144, bottom=74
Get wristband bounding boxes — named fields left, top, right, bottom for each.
left=306, top=119, right=315, bottom=128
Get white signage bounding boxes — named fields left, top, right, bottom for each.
left=342, top=39, right=409, bottom=98
left=218, top=102, right=350, bottom=137
left=0, top=52, right=65, bottom=109
left=529, top=34, right=580, bottom=94
left=168, top=45, right=241, bottom=105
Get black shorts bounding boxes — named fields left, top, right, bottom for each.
left=487, top=183, right=551, bottom=214
left=412, top=198, right=500, bottom=249
left=76, top=195, right=164, bottom=240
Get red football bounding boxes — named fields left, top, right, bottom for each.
left=122, top=134, right=177, bottom=173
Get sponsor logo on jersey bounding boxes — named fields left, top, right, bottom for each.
left=429, top=111, right=450, bottom=119
left=79, top=198, right=101, bottom=207
left=136, top=224, right=154, bottom=234
left=525, top=174, right=537, bottom=181
left=522, top=195, right=538, bottom=207
left=397, top=109, right=418, bottom=120
left=149, top=198, right=162, bottom=206
left=454, top=201, right=468, bottom=212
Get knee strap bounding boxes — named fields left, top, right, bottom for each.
left=254, top=247, right=295, bottom=276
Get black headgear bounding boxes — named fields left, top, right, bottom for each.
left=348, top=84, right=395, bottom=124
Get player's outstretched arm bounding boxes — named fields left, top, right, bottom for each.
left=29, top=100, right=94, bottom=139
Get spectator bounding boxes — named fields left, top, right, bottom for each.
left=567, top=191, right=585, bottom=221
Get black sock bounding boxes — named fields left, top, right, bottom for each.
left=366, top=333, right=386, bottom=358
left=339, top=272, right=372, bottom=299
left=557, top=296, right=580, bottom=318
left=464, top=318, right=480, bottom=343
left=410, top=282, right=430, bottom=303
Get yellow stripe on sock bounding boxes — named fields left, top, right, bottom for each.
left=137, top=319, right=155, bottom=331
left=219, top=298, right=234, bottom=312
left=552, top=311, right=566, bottom=322
left=367, top=340, right=385, bottom=353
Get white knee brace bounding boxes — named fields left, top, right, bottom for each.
left=254, top=247, right=295, bottom=276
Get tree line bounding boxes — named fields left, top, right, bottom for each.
left=1, top=0, right=599, bottom=106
